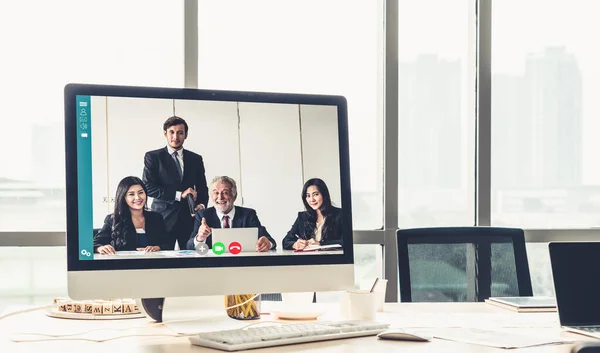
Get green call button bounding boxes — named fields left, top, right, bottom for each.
left=213, top=242, right=225, bottom=255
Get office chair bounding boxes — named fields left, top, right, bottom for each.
left=260, top=293, right=317, bottom=302
left=396, top=227, right=533, bottom=302
left=260, top=293, right=283, bottom=301
left=572, top=343, right=600, bottom=353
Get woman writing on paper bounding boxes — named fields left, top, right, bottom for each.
left=94, top=176, right=169, bottom=254
left=282, top=178, right=343, bottom=250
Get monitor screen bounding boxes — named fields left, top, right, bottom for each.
left=65, top=84, right=354, bottom=299
left=549, top=242, right=600, bottom=326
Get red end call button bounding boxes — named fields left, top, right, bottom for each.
left=228, top=242, right=242, bottom=255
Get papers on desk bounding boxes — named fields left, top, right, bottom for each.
left=433, top=328, right=574, bottom=349
left=379, top=311, right=560, bottom=329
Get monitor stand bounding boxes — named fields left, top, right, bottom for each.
left=139, top=296, right=250, bottom=335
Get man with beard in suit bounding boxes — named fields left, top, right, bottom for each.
left=186, top=176, right=276, bottom=252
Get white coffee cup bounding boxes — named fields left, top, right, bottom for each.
left=340, top=290, right=376, bottom=321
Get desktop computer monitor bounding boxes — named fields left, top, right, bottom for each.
left=64, top=83, right=355, bottom=300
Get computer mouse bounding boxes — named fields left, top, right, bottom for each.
left=376, top=329, right=432, bottom=342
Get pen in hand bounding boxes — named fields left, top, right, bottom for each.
left=294, top=234, right=309, bottom=251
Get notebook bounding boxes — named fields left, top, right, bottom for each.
left=293, top=244, right=343, bottom=252
left=549, top=242, right=600, bottom=339
left=485, top=296, right=556, bottom=312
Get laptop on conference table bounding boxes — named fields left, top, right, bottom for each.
left=549, top=242, right=600, bottom=338
left=211, top=228, right=258, bottom=253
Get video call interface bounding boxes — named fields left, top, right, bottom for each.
left=75, top=95, right=345, bottom=260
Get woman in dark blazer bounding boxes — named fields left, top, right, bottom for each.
left=282, top=178, right=343, bottom=250
left=94, top=176, right=169, bottom=254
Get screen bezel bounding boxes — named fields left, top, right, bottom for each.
left=65, top=83, right=354, bottom=272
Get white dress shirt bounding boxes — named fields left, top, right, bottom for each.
left=313, top=219, right=325, bottom=242
left=216, top=207, right=236, bottom=229
left=167, top=146, right=184, bottom=201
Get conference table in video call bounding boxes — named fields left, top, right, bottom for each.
left=94, top=249, right=343, bottom=259
left=1, top=301, right=597, bottom=352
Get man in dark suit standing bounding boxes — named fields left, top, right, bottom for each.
left=143, top=116, right=209, bottom=250
left=186, top=176, right=276, bottom=251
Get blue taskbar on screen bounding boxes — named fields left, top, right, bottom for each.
left=76, top=95, right=94, bottom=260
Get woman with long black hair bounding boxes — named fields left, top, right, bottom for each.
left=94, top=176, right=169, bottom=254
left=282, top=178, right=343, bottom=250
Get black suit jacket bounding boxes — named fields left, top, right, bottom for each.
left=142, top=147, right=209, bottom=231
left=93, top=211, right=170, bottom=251
left=282, top=206, right=343, bottom=250
left=186, top=206, right=276, bottom=250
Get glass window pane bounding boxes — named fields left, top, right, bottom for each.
left=0, top=0, right=183, bottom=231
left=354, top=244, right=383, bottom=289
left=491, top=0, right=598, bottom=227
left=526, top=243, right=554, bottom=296
left=197, top=0, right=384, bottom=230
left=317, top=244, right=382, bottom=303
left=397, top=0, right=476, bottom=227
left=0, top=247, right=67, bottom=313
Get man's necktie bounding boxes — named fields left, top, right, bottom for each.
left=222, top=215, right=230, bottom=228
left=172, top=151, right=183, bottom=181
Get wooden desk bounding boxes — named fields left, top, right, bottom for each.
left=0, top=302, right=594, bottom=352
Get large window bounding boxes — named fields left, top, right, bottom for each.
left=397, top=0, right=476, bottom=227
left=2, top=1, right=595, bottom=305
left=197, top=0, right=384, bottom=230
left=0, top=1, right=184, bottom=231
left=491, top=0, right=600, bottom=228
left=490, top=0, right=600, bottom=296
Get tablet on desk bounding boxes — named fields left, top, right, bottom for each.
left=485, top=296, right=556, bottom=312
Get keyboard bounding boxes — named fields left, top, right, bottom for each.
left=572, top=326, right=600, bottom=333
left=188, top=320, right=390, bottom=351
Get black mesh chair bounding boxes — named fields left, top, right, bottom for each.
left=260, top=293, right=283, bottom=301
left=396, top=227, right=533, bottom=302
left=572, top=343, right=600, bottom=353
left=260, top=293, right=317, bottom=302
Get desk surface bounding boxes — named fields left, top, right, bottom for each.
left=0, top=302, right=594, bottom=352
